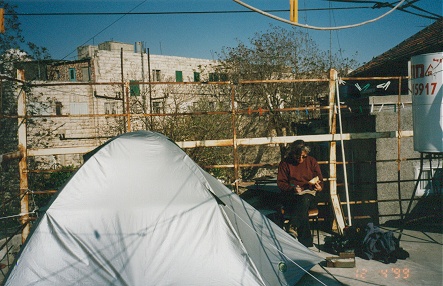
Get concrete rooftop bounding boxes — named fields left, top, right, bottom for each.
left=297, top=227, right=442, bottom=286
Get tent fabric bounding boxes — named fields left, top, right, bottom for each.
left=4, top=131, right=322, bottom=285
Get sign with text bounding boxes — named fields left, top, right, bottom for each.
left=409, top=52, right=443, bottom=153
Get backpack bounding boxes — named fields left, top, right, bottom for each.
left=357, top=223, right=409, bottom=264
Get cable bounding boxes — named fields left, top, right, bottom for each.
left=336, top=78, right=351, bottom=226
left=233, top=0, right=407, bottom=30
left=59, top=0, right=150, bottom=61
left=11, top=7, right=374, bottom=17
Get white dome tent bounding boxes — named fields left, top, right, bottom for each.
left=4, top=131, right=322, bottom=285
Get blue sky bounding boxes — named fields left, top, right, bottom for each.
left=8, top=0, right=442, bottom=66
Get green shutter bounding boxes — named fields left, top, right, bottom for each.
left=130, top=80, right=140, bottom=96
left=176, top=71, right=183, bottom=82
left=193, top=72, right=200, bottom=82
left=69, top=68, right=76, bottom=81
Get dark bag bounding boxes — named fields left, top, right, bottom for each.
left=357, top=223, right=409, bottom=264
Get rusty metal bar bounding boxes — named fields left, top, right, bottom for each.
left=24, top=75, right=408, bottom=88
left=28, top=81, right=231, bottom=87
left=239, top=78, right=329, bottom=84
left=340, top=76, right=408, bottom=81
left=125, top=81, right=131, bottom=132
left=0, top=105, right=339, bottom=119
left=17, top=70, right=30, bottom=243
left=0, top=151, right=21, bottom=163
left=25, top=131, right=414, bottom=156
left=397, top=77, right=404, bottom=220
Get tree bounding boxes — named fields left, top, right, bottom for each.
left=210, top=25, right=358, bottom=180
left=0, top=1, right=53, bottom=234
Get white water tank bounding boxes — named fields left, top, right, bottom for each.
left=409, top=52, right=443, bottom=153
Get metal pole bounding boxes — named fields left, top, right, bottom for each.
left=17, top=69, right=30, bottom=243
left=125, top=82, right=131, bottom=132
left=397, top=77, right=403, bottom=219
left=231, top=84, right=239, bottom=193
left=335, top=77, right=352, bottom=226
left=399, top=152, right=423, bottom=240
left=147, top=48, right=153, bottom=130
left=121, top=48, right=127, bottom=132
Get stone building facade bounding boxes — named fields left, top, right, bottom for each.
left=25, top=41, right=218, bottom=167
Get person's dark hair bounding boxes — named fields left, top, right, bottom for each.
left=289, top=140, right=311, bottom=157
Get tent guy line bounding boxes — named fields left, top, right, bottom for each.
left=223, top=203, right=328, bottom=285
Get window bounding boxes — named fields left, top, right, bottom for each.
left=220, top=73, right=228, bottom=81
left=152, top=70, right=161, bottom=82
left=175, top=71, right=183, bottom=82
left=209, top=73, right=228, bottom=82
left=104, top=102, right=117, bottom=114
left=70, top=102, right=88, bottom=114
left=415, top=166, right=442, bottom=196
left=81, top=67, right=90, bottom=82
left=152, top=101, right=163, bottom=113
left=209, top=73, right=218, bottom=82
left=69, top=68, right=76, bottom=81
left=55, top=101, right=63, bottom=115
left=130, top=80, right=140, bottom=96
left=193, top=72, right=200, bottom=82
left=54, top=70, right=60, bottom=80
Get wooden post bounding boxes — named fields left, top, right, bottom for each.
left=329, top=69, right=346, bottom=235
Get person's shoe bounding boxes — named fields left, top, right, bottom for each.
left=299, top=238, right=313, bottom=248
left=288, top=226, right=298, bottom=238
left=303, top=241, right=314, bottom=248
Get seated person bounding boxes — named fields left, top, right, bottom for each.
left=277, top=140, right=323, bottom=247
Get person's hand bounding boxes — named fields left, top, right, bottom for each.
left=295, top=185, right=302, bottom=194
left=314, top=182, right=322, bottom=191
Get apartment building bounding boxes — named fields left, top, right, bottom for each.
left=22, top=41, right=219, bottom=166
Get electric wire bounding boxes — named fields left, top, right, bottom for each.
left=58, top=0, right=150, bottom=61
left=233, top=0, right=408, bottom=30
left=11, top=7, right=379, bottom=16
left=327, top=0, right=441, bottom=20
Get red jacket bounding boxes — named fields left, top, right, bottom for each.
left=277, top=156, right=324, bottom=193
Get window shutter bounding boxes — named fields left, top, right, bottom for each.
left=176, top=71, right=183, bottom=82
left=130, top=80, right=140, bottom=96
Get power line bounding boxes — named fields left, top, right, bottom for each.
left=9, top=6, right=378, bottom=16
left=9, top=4, right=440, bottom=20
left=59, top=0, right=150, bottom=60
left=234, top=0, right=409, bottom=30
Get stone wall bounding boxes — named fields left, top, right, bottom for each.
left=26, top=42, right=218, bottom=167
left=372, top=95, right=419, bottom=224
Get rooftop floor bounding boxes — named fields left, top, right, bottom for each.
left=297, top=226, right=442, bottom=286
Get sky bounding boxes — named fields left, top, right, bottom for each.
left=7, top=0, right=442, bottom=66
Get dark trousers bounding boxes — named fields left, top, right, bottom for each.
left=283, top=193, right=317, bottom=247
